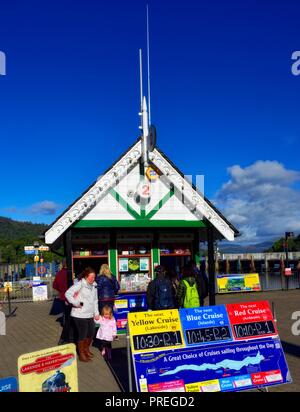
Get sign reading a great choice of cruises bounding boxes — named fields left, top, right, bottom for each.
left=129, top=303, right=292, bottom=392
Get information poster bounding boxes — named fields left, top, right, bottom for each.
left=140, top=258, right=149, bottom=271
left=32, top=284, right=48, bottom=301
left=133, top=338, right=291, bottom=392
left=179, top=306, right=233, bottom=347
left=18, top=344, right=78, bottom=392
left=226, top=301, right=278, bottom=341
left=114, top=293, right=147, bottom=334
left=128, top=309, right=185, bottom=354
left=119, top=258, right=129, bottom=272
left=217, top=274, right=261, bottom=293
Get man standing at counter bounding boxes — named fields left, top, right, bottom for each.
left=146, top=265, right=176, bottom=311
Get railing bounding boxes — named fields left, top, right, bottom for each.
left=0, top=276, right=58, bottom=303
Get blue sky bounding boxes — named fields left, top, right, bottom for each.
left=0, top=0, right=300, bottom=243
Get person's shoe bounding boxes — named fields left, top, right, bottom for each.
left=85, top=338, right=95, bottom=358
left=77, top=341, right=90, bottom=362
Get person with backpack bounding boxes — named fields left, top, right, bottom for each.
left=176, top=264, right=206, bottom=309
left=146, top=265, right=176, bottom=310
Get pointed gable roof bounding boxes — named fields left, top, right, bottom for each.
left=45, top=138, right=238, bottom=244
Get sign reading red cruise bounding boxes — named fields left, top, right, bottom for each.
left=226, top=301, right=278, bottom=341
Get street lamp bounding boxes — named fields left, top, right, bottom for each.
left=33, top=241, right=40, bottom=277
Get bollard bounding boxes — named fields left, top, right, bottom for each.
left=6, top=286, right=17, bottom=318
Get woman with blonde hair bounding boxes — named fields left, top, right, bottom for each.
left=96, top=264, right=120, bottom=311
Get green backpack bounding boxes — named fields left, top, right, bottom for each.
left=183, top=279, right=200, bottom=308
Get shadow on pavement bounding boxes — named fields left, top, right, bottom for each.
left=281, top=341, right=300, bottom=358
left=104, top=347, right=136, bottom=393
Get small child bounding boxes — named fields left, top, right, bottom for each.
left=95, top=305, right=117, bottom=360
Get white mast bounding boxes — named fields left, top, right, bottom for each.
left=142, top=96, right=149, bottom=166
left=147, top=4, right=151, bottom=126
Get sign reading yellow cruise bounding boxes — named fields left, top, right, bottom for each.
left=128, top=309, right=185, bottom=354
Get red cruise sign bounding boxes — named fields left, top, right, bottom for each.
left=226, top=300, right=278, bottom=341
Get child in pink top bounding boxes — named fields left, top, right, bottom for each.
left=95, top=305, right=117, bottom=359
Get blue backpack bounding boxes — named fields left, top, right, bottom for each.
left=154, top=278, right=174, bottom=310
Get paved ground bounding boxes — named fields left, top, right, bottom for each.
left=0, top=289, right=299, bottom=392
left=0, top=301, right=120, bottom=392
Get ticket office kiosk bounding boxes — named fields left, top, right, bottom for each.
left=69, top=229, right=199, bottom=332
left=70, top=229, right=197, bottom=291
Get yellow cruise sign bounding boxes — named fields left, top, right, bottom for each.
left=128, top=309, right=185, bottom=354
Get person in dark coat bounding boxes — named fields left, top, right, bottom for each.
left=96, top=264, right=120, bottom=311
left=146, top=265, right=176, bottom=310
left=53, top=259, right=73, bottom=344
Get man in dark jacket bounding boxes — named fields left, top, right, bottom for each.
left=147, top=265, right=176, bottom=310
left=53, top=260, right=73, bottom=344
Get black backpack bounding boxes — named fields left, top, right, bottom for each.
left=154, top=278, right=174, bottom=310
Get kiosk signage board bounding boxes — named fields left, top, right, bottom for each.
left=128, top=309, right=185, bottom=354
left=226, top=301, right=278, bottom=341
left=129, top=301, right=291, bottom=392
left=179, top=306, right=233, bottom=347
left=133, top=337, right=291, bottom=392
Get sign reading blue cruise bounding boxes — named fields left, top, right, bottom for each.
left=179, top=306, right=233, bottom=347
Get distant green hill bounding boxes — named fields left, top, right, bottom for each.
left=0, top=216, right=49, bottom=264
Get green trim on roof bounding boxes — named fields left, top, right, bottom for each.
left=109, top=189, right=141, bottom=220
left=146, top=187, right=175, bottom=220
left=74, top=220, right=206, bottom=228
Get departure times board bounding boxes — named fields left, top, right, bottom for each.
left=133, top=331, right=183, bottom=351
left=233, top=321, right=276, bottom=339
left=185, top=325, right=231, bottom=345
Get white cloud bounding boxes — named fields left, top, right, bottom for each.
left=214, top=161, right=300, bottom=243
left=26, top=201, right=60, bottom=216
left=3, top=200, right=61, bottom=217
